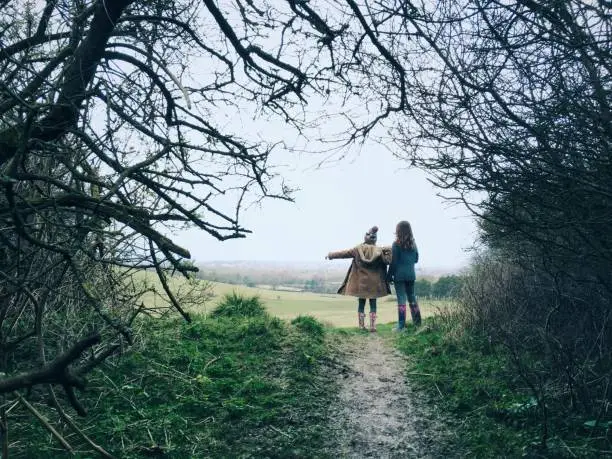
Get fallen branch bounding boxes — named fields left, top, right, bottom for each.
left=16, top=393, right=73, bottom=453
left=0, top=333, right=100, bottom=394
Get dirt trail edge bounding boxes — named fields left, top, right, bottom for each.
left=326, top=332, right=456, bottom=458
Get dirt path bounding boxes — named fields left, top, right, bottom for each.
left=327, top=332, right=454, bottom=458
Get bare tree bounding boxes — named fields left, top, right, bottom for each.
left=3, top=0, right=608, bottom=453
left=383, top=0, right=611, bottom=270
left=373, top=0, right=611, bottom=447
left=0, top=0, right=415, bottom=454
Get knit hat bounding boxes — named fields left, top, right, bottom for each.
left=364, top=226, right=378, bottom=243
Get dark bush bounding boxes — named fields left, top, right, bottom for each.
left=458, top=252, right=612, bottom=448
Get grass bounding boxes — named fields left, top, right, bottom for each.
left=21, top=277, right=591, bottom=458
left=13, top=294, right=337, bottom=458
left=394, top=318, right=610, bottom=458
left=394, top=319, right=542, bottom=457
left=16, top=286, right=603, bottom=458
left=137, top=271, right=447, bottom=327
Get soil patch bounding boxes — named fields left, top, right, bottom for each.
left=326, top=332, right=456, bottom=458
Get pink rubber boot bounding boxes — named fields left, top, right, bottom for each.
left=358, top=312, right=366, bottom=330
left=369, top=312, right=377, bottom=332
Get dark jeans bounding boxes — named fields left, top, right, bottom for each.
left=358, top=298, right=377, bottom=313
left=395, top=280, right=416, bottom=304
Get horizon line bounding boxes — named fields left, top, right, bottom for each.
left=194, top=259, right=467, bottom=270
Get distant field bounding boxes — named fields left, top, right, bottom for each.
left=139, top=272, right=450, bottom=327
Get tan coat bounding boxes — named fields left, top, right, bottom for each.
left=328, top=244, right=392, bottom=298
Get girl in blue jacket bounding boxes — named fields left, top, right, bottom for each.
left=387, top=220, right=421, bottom=329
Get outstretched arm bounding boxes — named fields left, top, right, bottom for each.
left=326, top=248, right=355, bottom=260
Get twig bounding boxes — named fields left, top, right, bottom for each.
left=558, top=437, right=577, bottom=458
left=15, top=393, right=73, bottom=453
left=77, top=343, right=121, bottom=377
left=3, top=400, right=19, bottom=415
left=48, top=386, right=117, bottom=459
left=149, top=241, right=191, bottom=323
left=203, top=356, right=220, bottom=371
left=269, top=425, right=292, bottom=438
left=147, top=360, right=192, bottom=383
left=434, top=382, right=444, bottom=397
left=407, top=372, right=435, bottom=377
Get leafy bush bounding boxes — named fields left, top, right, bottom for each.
left=291, top=315, right=325, bottom=341
left=211, top=291, right=267, bottom=318
left=397, top=317, right=610, bottom=458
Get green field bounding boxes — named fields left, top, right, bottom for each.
left=140, top=272, right=447, bottom=327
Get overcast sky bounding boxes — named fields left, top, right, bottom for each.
left=169, top=7, right=478, bottom=272
left=178, top=140, right=478, bottom=271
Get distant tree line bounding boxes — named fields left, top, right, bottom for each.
left=197, top=269, right=321, bottom=290
left=199, top=269, right=464, bottom=298
left=415, top=275, right=464, bottom=299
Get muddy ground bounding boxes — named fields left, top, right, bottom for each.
left=326, top=332, right=458, bottom=458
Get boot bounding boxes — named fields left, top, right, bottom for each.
left=396, top=304, right=406, bottom=331
left=409, top=302, right=422, bottom=326
left=358, top=312, right=366, bottom=330
left=369, top=312, right=377, bottom=332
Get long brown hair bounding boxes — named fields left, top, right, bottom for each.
left=395, top=220, right=416, bottom=250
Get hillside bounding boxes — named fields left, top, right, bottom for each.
left=139, top=272, right=445, bottom=328
left=13, top=290, right=607, bottom=458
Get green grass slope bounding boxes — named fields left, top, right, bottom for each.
left=16, top=295, right=335, bottom=458
left=395, top=318, right=610, bottom=458
left=137, top=271, right=445, bottom=327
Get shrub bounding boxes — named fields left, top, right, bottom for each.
left=211, top=292, right=267, bottom=318
left=291, top=315, right=325, bottom=340
left=458, top=252, right=612, bottom=452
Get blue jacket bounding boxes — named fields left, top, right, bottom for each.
left=387, top=242, right=418, bottom=282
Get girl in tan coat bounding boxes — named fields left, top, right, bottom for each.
left=326, top=226, right=391, bottom=331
